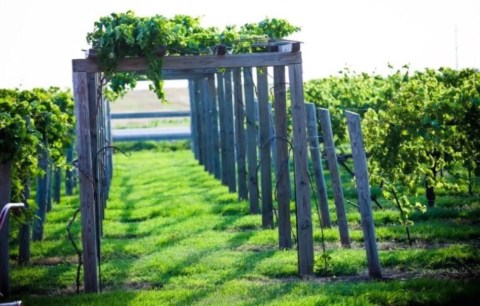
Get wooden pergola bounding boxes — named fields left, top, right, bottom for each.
left=72, top=43, right=314, bottom=292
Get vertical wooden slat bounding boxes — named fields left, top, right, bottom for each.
left=201, top=78, right=213, bottom=174
left=305, top=103, right=331, bottom=228
left=65, top=144, right=74, bottom=195
left=224, top=69, right=236, bottom=192
left=273, top=65, right=292, bottom=249
left=318, top=108, right=351, bottom=247
left=188, top=80, right=198, bottom=159
left=32, top=145, right=48, bottom=241
left=217, top=73, right=228, bottom=186
left=243, top=67, right=260, bottom=213
left=346, top=111, right=382, bottom=278
left=73, top=72, right=99, bottom=293
left=88, top=73, right=102, bottom=265
left=268, top=102, right=277, bottom=176
left=233, top=68, right=248, bottom=200
left=18, top=185, right=31, bottom=265
left=288, top=63, right=314, bottom=277
left=106, top=101, right=113, bottom=198
left=195, top=79, right=206, bottom=167
left=208, top=75, right=221, bottom=180
left=257, top=67, right=273, bottom=228
left=0, top=160, right=12, bottom=296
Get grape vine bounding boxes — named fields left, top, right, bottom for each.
left=86, top=11, right=300, bottom=101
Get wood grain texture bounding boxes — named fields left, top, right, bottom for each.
left=208, top=75, right=222, bottom=180
left=257, top=68, right=273, bottom=228
left=217, top=73, right=229, bottom=186
left=243, top=67, right=260, bottom=214
left=224, top=69, right=236, bottom=193
left=273, top=65, right=292, bottom=249
left=73, top=52, right=302, bottom=73
left=305, top=103, right=331, bottom=228
left=288, top=63, right=314, bottom=277
left=345, top=111, right=382, bottom=278
left=233, top=68, right=247, bottom=200
left=318, top=108, right=351, bottom=247
left=73, top=72, right=99, bottom=293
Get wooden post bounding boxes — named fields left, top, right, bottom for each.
left=257, top=67, right=273, bottom=228
left=243, top=67, right=260, bottom=213
left=73, top=72, right=99, bottom=293
left=88, top=73, right=102, bottom=264
left=273, top=66, right=292, bottom=249
left=268, top=102, right=277, bottom=176
left=100, top=95, right=108, bottom=210
left=305, top=103, right=331, bottom=228
left=345, top=111, right=382, bottom=278
left=0, top=160, right=12, bottom=296
left=217, top=73, right=229, bottom=186
left=32, top=145, right=49, bottom=241
left=233, top=68, right=248, bottom=200
left=194, top=79, right=205, bottom=167
left=208, top=75, right=221, bottom=180
left=46, top=163, right=52, bottom=212
left=224, top=69, right=236, bottom=192
left=318, top=108, right=351, bottom=247
left=288, top=63, right=314, bottom=277
left=201, top=78, right=213, bottom=174
left=18, top=185, right=31, bottom=265
left=53, top=166, right=61, bottom=203
left=106, top=101, right=113, bottom=199
left=65, top=145, right=74, bottom=195
left=188, top=80, right=199, bottom=159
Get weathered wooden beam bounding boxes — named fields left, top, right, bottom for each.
left=318, top=108, right=351, bottom=248
left=208, top=75, right=221, bottom=180
left=201, top=78, right=213, bottom=173
left=224, top=70, right=236, bottom=193
left=243, top=67, right=260, bottom=214
left=72, top=72, right=100, bottom=293
left=217, top=73, right=228, bottom=186
left=72, top=52, right=303, bottom=73
left=345, top=111, right=382, bottom=279
left=194, top=80, right=205, bottom=167
left=305, top=103, right=331, bottom=228
left=233, top=68, right=247, bottom=200
left=273, top=65, right=292, bottom=249
left=87, top=73, right=102, bottom=261
left=188, top=80, right=199, bottom=159
left=110, top=111, right=190, bottom=119
left=257, top=67, right=273, bottom=228
left=288, top=63, right=314, bottom=278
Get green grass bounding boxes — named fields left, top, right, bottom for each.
left=5, top=149, right=480, bottom=305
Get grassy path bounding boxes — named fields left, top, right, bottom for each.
left=7, top=149, right=480, bottom=305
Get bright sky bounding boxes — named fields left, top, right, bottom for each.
left=0, top=0, right=479, bottom=89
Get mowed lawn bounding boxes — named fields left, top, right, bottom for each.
left=8, top=148, right=480, bottom=305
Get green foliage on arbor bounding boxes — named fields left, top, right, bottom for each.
left=86, top=11, right=300, bottom=101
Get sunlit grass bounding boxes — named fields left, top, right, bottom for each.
left=6, top=148, right=480, bottom=305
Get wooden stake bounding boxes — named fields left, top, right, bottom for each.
left=233, top=68, right=248, bottom=200
left=305, top=103, right=331, bottom=228
left=73, top=72, right=99, bottom=293
left=243, top=67, right=260, bottom=213
left=257, top=67, right=273, bottom=228
left=288, top=63, right=314, bottom=277
left=345, top=111, right=382, bottom=278
left=273, top=66, right=292, bottom=249
left=318, top=108, right=351, bottom=247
